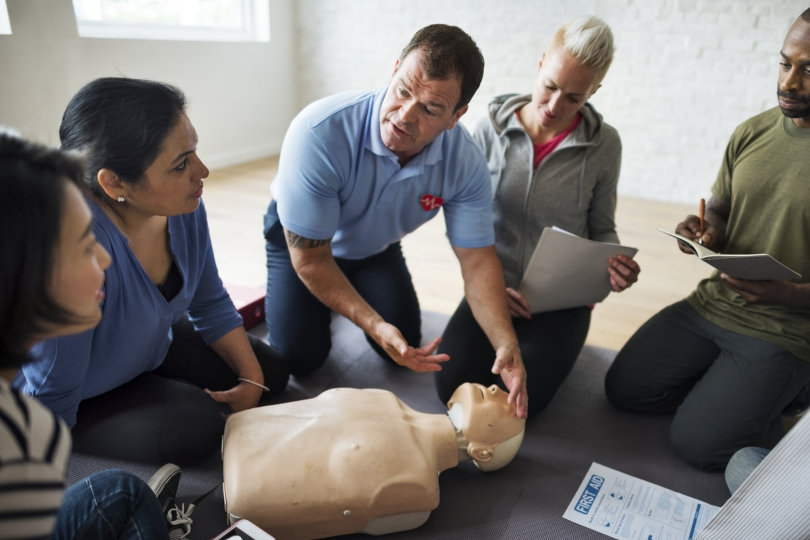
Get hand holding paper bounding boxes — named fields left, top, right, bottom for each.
left=518, top=227, right=638, bottom=314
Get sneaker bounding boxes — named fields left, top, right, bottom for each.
left=167, top=502, right=195, bottom=539
left=147, top=464, right=194, bottom=538
left=147, top=463, right=182, bottom=515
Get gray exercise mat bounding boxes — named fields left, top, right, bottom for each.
left=68, top=311, right=728, bottom=539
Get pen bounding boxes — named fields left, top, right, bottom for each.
left=698, top=198, right=705, bottom=245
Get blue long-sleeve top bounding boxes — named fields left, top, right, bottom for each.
left=14, top=197, right=242, bottom=427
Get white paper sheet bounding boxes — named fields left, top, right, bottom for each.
left=518, top=227, right=637, bottom=313
left=563, top=462, right=720, bottom=540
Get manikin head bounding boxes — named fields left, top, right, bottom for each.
left=447, top=383, right=526, bottom=472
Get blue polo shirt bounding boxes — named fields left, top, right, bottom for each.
left=266, top=88, right=494, bottom=260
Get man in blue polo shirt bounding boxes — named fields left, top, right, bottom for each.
left=264, top=24, right=528, bottom=418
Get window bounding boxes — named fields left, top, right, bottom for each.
left=0, top=0, right=11, bottom=35
left=71, top=0, right=269, bottom=42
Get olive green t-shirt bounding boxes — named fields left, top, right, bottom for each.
left=688, top=107, right=810, bottom=361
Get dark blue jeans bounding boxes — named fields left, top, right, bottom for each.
left=52, top=470, right=165, bottom=540
left=265, top=239, right=421, bottom=377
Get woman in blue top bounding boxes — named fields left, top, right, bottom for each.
left=16, top=78, right=289, bottom=465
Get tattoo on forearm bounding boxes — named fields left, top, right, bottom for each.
left=285, top=230, right=331, bottom=249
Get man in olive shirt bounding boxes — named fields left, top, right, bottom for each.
left=605, top=9, right=810, bottom=471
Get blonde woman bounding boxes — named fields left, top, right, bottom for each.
left=436, top=16, right=639, bottom=416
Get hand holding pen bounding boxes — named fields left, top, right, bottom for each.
left=674, top=196, right=723, bottom=254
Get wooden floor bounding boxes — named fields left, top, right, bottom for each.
left=203, top=156, right=713, bottom=351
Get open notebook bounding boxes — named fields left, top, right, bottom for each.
left=657, top=228, right=801, bottom=280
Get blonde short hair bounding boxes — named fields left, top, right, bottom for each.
left=548, top=15, right=615, bottom=88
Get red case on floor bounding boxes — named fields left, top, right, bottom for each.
left=224, top=284, right=265, bottom=330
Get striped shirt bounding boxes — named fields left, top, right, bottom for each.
left=696, top=412, right=810, bottom=540
left=0, top=378, right=70, bottom=539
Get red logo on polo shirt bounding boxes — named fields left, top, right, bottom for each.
left=420, top=193, right=444, bottom=211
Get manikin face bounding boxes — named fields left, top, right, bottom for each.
left=777, top=18, right=810, bottom=127
left=448, top=383, right=526, bottom=470
left=379, top=48, right=468, bottom=164
left=48, top=181, right=111, bottom=338
left=527, top=46, right=598, bottom=133
left=123, top=113, right=210, bottom=216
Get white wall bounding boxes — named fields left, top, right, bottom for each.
left=1, top=0, right=805, bottom=203
left=0, top=0, right=297, bottom=169
left=293, top=0, right=806, bottom=203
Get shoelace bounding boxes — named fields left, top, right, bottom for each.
left=165, top=482, right=218, bottom=539
left=167, top=503, right=195, bottom=539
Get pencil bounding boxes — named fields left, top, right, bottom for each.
left=698, top=198, right=705, bottom=244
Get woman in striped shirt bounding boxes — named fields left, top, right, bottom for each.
left=0, top=132, right=180, bottom=539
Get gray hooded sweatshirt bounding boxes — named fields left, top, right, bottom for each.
left=471, top=93, right=622, bottom=289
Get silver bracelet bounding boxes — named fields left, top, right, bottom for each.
left=238, top=377, right=269, bottom=392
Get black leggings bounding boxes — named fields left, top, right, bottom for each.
left=71, top=316, right=289, bottom=465
left=434, top=299, right=590, bottom=417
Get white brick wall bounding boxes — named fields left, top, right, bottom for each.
left=293, top=0, right=806, bottom=203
